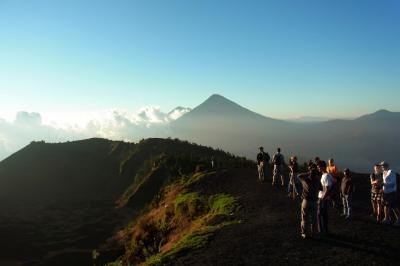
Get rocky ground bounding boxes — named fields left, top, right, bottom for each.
left=173, top=168, right=400, bottom=266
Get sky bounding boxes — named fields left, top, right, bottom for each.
left=0, top=0, right=399, bottom=158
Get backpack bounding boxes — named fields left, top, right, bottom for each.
left=257, top=152, right=270, bottom=163
left=264, top=152, right=270, bottom=163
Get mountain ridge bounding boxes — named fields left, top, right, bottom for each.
left=170, top=95, right=400, bottom=172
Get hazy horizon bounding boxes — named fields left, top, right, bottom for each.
left=1, top=0, right=399, bottom=162
left=0, top=93, right=398, bottom=167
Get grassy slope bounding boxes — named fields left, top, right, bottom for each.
left=0, top=137, right=252, bottom=266
left=104, top=170, right=243, bottom=266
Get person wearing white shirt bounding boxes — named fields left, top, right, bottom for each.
left=317, top=160, right=333, bottom=235
left=380, top=161, right=400, bottom=226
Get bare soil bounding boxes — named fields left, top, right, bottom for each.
left=174, top=168, right=400, bottom=266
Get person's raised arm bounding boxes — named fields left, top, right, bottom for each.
left=297, top=172, right=309, bottom=181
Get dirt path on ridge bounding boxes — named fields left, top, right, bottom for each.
left=174, top=168, right=400, bottom=266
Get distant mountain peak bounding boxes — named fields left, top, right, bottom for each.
left=204, top=94, right=235, bottom=105
left=356, top=109, right=398, bottom=120
left=171, top=94, right=281, bottom=126
left=374, top=109, right=391, bottom=114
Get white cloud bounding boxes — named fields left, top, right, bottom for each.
left=168, top=107, right=191, bottom=120
left=14, top=111, right=42, bottom=126
left=0, top=106, right=191, bottom=161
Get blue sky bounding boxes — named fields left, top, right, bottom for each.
left=0, top=0, right=399, bottom=120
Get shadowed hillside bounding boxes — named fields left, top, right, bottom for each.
left=0, top=138, right=135, bottom=204
left=0, top=138, right=251, bottom=265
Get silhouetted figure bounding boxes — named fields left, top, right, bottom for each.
left=370, top=164, right=383, bottom=221
left=317, top=160, right=333, bottom=235
left=272, top=148, right=285, bottom=186
left=340, top=168, right=354, bottom=219
left=297, top=163, right=321, bottom=239
left=256, top=147, right=270, bottom=182
left=288, top=156, right=299, bottom=198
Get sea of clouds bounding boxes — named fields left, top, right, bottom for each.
left=0, top=106, right=191, bottom=161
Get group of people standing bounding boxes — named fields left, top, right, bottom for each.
left=256, top=147, right=398, bottom=239
left=370, top=162, right=400, bottom=225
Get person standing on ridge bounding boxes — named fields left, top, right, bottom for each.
left=380, top=162, right=400, bottom=226
left=288, top=156, right=299, bottom=198
left=340, top=168, right=354, bottom=219
left=272, top=148, right=285, bottom=187
left=297, top=162, right=321, bottom=239
left=327, top=158, right=340, bottom=209
left=256, top=147, right=270, bottom=182
left=370, top=164, right=383, bottom=222
left=317, top=160, right=333, bottom=235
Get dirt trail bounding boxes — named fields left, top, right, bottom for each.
left=175, top=168, right=399, bottom=265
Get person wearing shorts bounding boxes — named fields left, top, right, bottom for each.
left=380, top=161, right=400, bottom=226
left=370, top=164, right=383, bottom=221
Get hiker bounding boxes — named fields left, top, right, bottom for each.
left=327, top=158, right=340, bottom=209
left=211, top=156, right=215, bottom=168
left=288, top=156, right=299, bottom=198
left=272, top=148, right=285, bottom=186
left=380, top=162, right=400, bottom=226
left=340, top=168, right=354, bottom=219
left=256, top=147, right=270, bottom=182
left=297, top=162, right=321, bottom=239
left=317, top=160, right=333, bottom=235
left=370, top=164, right=383, bottom=221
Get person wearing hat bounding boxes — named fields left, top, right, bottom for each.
left=256, top=147, right=270, bottom=182
left=380, top=161, right=400, bottom=226
left=297, top=162, right=321, bottom=239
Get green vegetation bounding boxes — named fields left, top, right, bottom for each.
left=209, top=194, right=239, bottom=215
left=142, top=193, right=240, bottom=266
left=143, top=224, right=222, bottom=266
left=107, top=170, right=241, bottom=266
left=8, top=137, right=252, bottom=265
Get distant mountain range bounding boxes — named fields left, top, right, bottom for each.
left=287, top=116, right=336, bottom=123
left=0, top=94, right=398, bottom=173
left=170, top=94, right=399, bottom=172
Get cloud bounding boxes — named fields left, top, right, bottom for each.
left=15, top=111, right=42, bottom=126
left=0, top=106, right=191, bottom=161
left=168, top=107, right=191, bottom=120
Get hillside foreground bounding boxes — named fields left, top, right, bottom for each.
left=110, top=167, right=400, bottom=265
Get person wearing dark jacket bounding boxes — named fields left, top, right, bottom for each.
left=256, top=147, right=270, bottom=182
left=341, top=168, right=354, bottom=219
left=297, top=163, right=322, bottom=239
left=272, top=148, right=285, bottom=186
